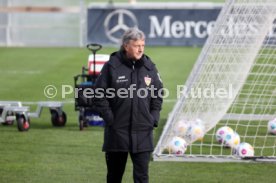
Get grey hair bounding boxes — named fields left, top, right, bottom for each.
left=121, top=27, right=145, bottom=46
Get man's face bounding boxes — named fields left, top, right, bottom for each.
left=124, top=39, right=145, bottom=60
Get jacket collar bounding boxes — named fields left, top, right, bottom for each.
left=143, top=55, right=154, bottom=70
left=109, top=50, right=154, bottom=71
left=122, top=51, right=145, bottom=69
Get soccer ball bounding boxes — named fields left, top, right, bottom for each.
left=167, top=136, right=188, bottom=155
left=224, top=132, right=240, bottom=149
left=267, top=118, right=276, bottom=135
left=234, top=142, right=254, bottom=157
left=186, top=121, right=205, bottom=142
left=173, top=119, right=189, bottom=137
left=215, top=126, right=234, bottom=144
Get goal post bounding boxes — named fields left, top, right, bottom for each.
left=153, top=0, right=276, bottom=162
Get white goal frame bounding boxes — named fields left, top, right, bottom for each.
left=153, top=0, right=276, bottom=162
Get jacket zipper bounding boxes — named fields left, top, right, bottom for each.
left=130, top=61, right=135, bottom=152
left=132, top=61, right=135, bottom=71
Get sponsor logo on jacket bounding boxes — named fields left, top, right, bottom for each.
left=116, top=75, right=129, bottom=83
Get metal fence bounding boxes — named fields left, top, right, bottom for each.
left=0, top=0, right=86, bottom=47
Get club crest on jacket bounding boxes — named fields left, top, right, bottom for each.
left=144, top=76, right=152, bottom=86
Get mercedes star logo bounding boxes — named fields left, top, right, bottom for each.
left=104, top=9, right=138, bottom=44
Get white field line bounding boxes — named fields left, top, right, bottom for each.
left=0, top=70, right=42, bottom=75
left=21, top=99, right=177, bottom=105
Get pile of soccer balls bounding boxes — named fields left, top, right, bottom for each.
left=215, top=126, right=240, bottom=149
left=215, top=118, right=276, bottom=158
left=215, top=126, right=254, bottom=157
left=166, top=118, right=276, bottom=157
left=166, top=118, right=205, bottom=155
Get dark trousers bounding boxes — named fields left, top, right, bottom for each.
left=105, top=151, right=151, bottom=183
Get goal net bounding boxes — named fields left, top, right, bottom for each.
left=153, top=0, right=276, bottom=162
left=0, top=0, right=85, bottom=47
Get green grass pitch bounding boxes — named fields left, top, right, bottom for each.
left=89, top=0, right=225, bottom=3
left=0, top=47, right=275, bottom=183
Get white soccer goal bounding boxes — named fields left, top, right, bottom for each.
left=154, top=0, right=276, bottom=162
left=0, top=0, right=85, bottom=47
